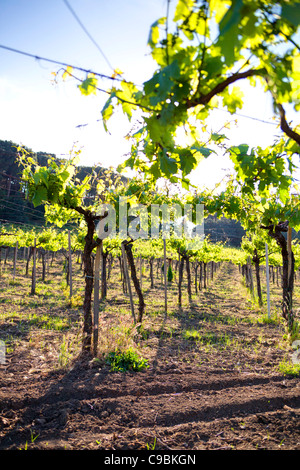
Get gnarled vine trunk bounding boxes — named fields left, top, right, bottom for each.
left=82, top=214, right=96, bottom=352
left=149, top=257, right=154, bottom=288
left=123, top=240, right=145, bottom=323
left=101, top=250, right=108, bottom=300
left=178, top=255, right=184, bottom=307
left=79, top=208, right=108, bottom=353
left=26, top=247, right=33, bottom=276
left=262, top=222, right=295, bottom=331
left=280, top=239, right=295, bottom=329
left=185, top=255, right=192, bottom=301
left=253, top=248, right=262, bottom=306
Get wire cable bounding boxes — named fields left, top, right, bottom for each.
left=211, top=105, right=278, bottom=126
left=0, top=197, right=45, bottom=218
left=0, top=218, right=46, bottom=229
left=0, top=201, right=45, bottom=222
left=62, top=0, right=114, bottom=71
left=0, top=43, right=280, bottom=125
left=0, top=43, right=119, bottom=82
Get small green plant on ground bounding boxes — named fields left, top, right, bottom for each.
left=105, top=347, right=149, bottom=372
left=137, top=323, right=151, bottom=340
left=278, top=360, right=300, bottom=377
left=146, top=437, right=157, bottom=450
left=183, top=328, right=201, bottom=341
left=257, top=312, right=280, bottom=325
left=57, top=333, right=81, bottom=369
left=20, top=430, right=39, bottom=450
left=28, top=313, right=71, bottom=331
left=183, top=329, right=237, bottom=348
left=285, top=320, right=300, bottom=344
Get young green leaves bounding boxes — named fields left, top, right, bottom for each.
left=78, top=74, right=98, bottom=95
left=18, top=149, right=91, bottom=227
left=227, top=140, right=294, bottom=204
left=81, top=0, right=300, bottom=190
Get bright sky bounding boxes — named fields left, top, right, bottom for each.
left=0, top=0, right=298, bottom=189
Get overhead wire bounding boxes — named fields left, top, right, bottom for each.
left=0, top=187, right=48, bottom=218
left=0, top=195, right=45, bottom=214
left=62, top=0, right=115, bottom=72
left=0, top=44, right=120, bottom=83
left=0, top=199, right=46, bottom=221
left=0, top=43, right=281, bottom=124
left=0, top=217, right=79, bottom=232
left=0, top=195, right=87, bottom=227
left=72, top=104, right=279, bottom=131
left=211, top=106, right=278, bottom=126
left=0, top=218, right=46, bottom=230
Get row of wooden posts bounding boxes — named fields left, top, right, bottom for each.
left=4, top=232, right=295, bottom=342
left=2, top=236, right=272, bottom=313
left=241, top=236, right=293, bottom=319
left=1, top=234, right=221, bottom=336
left=0, top=231, right=74, bottom=297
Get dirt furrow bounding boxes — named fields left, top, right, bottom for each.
left=1, top=261, right=300, bottom=450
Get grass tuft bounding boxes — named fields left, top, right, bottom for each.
left=105, top=347, right=149, bottom=372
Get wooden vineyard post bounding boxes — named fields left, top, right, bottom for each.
left=140, top=255, right=143, bottom=291
left=178, top=253, right=180, bottom=288
left=287, top=225, right=294, bottom=327
left=93, top=242, right=101, bottom=356
left=46, top=250, right=50, bottom=275
left=265, top=243, right=271, bottom=319
left=164, top=239, right=167, bottom=316
left=31, top=238, right=36, bottom=295
left=13, top=241, right=18, bottom=281
left=287, top=226, right=292, bottom=282
left=4, top=247, right=9, bottom=265
left=247, top=256, right=254, bottom=298
left=68, top=230, right=73, bottom=299
left=203, top=262, right=207, bottom=289
left=121, top=242, right=136, bottom=323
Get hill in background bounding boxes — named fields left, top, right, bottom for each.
left=0, top=139, right=125, bottom=228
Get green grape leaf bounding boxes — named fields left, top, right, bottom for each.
left=281, top=3, right=300, bottom=27
left=144, top=61, right=181, bottom=106
left=191, top=144, right=216, bottom=157
left=222, top=86, right=244, bottom=114
left=159, top=150, right=178, bottom=177
left=176, top=148, right=197, bottom=177
left=78, top=75, right=98, bottom=96
left=219, top=0, right=243, bottom=35
left=174, top=0, right=195, bottom=22
left=101, top=91, right=116, bottom=131
left=116, top=81, right=139, bottom=120
left=32, top=186, right=48, bottom=207
left=148, top=17, right=166, bottom=48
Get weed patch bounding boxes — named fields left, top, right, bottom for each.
left=278, top=360, right=300, bottom=377
left=105, top=347, right=149, bottom=372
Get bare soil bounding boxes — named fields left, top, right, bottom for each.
left=0, top=256, right=299, bottom=451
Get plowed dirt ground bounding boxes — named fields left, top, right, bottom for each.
left=0, top=255, right=299, bottom=451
